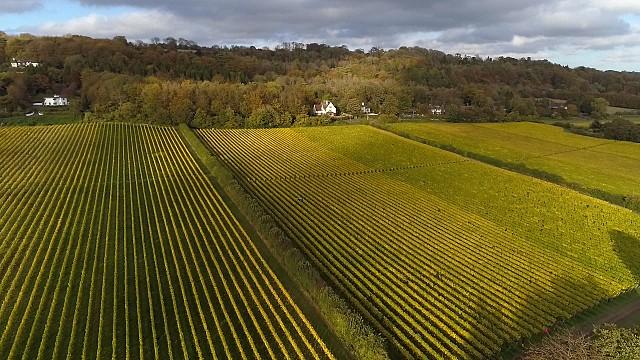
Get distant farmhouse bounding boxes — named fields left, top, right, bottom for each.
left=313, top=100, right=337, bottom=116
left=361, top=102, right=378, bottom=116
left=548, top=99, right=568, bottom=111
left=42, top=95, right=69, bottom=107
left=10, top=58, right=40, bottom=68
left=535, top=98, right=569, bottom=111
left=430, top=105, right=445, bottom=115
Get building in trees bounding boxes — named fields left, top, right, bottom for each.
left=43, top=95, right=69, bottom=106
left=361, top=102, right=379, bottom=117
left=430, top=104, right=445, bottom=115
left=361, top=102, right=379, bottom=115
left=549, top=99, right=569, bottom=111
left=10, top=58, right=40, bottom=68
left=313, top=100, right=337, bottom=116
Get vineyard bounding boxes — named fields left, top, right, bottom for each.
left=198, top=125, right=640, bottom=359
left=0, top=123, right=335, bottom=359
left=386, top=121, right=640, bottom=200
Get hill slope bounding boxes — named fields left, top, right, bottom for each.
left=198, top=124, right=640, bottom=358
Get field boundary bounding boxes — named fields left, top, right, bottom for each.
left=573, top=288, right=640, bottom=333
left=374, top=123, right=640, bottom=213
left=177, top=124, right=388, bottom=360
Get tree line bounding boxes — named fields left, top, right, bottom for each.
left=2, top=32, right=640, bottom=126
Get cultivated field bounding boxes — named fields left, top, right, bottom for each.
left=387, top=122, right=640, bottom=200
left=198, top=125, right=640, bottom=359
left=0, top=123, right=334, bottom=359
left=607, top=105, right=640, bottom=115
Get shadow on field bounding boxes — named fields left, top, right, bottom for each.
left=495, top=231, right=640, bottom=358
left=494, top=270, right=609, bottom=359
left=611, top=230, right=640, bottom=281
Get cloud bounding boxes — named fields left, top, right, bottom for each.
left=0, top=0, right=41, bottom=13
left=16, top=0, right=640, bottom=66
left=33, top=10, right=204, bottom=40
left=594, top=0, right=640, bottom=13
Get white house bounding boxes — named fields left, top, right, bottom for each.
left=10, top=58, right=40, bottom=68
left=361, top=102, right=378, bottom=116
left=313, top=100, right=337, bottom=116
left=429, top=105, right=445, bottom=116
left=43, top=95, right=69, bottom=107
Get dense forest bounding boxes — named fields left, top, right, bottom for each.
left=1, top=32, right=640, bottom=128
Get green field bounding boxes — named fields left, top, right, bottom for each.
left=607, top=105, right=640, bottom=115
left=540, top=116, right=640, bottom=128
left=386, top=122, right=640, bottom=204
left=0, top=123, right=335, bottom=359
left=198, top=125, right=640, bottom=359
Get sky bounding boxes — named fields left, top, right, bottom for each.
left=1, top=0, right=640, bottom=71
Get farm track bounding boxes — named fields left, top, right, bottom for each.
left=0, top=123, right=334, bottom=359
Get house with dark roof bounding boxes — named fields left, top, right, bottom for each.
left=313, top=100, right=337, bottom=116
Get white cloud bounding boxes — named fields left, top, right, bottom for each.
left=511, top=35, right=544, bottom=47
left=33, top=10, right=201, bottom=40
left=591, top=0, right=640, bottom=13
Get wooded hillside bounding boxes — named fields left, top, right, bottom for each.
left=1, top=33, right=639, bottom=127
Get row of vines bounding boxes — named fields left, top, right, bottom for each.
left=197, top=127, right=638, bottom=359
left=0, top=123, right=334, bottom=359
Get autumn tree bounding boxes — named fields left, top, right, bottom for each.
left=169, top=82, right=194, bottom=124
left=247, top=105, right=280, bottom=128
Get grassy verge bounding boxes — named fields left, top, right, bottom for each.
left=177, top=124, right=388, bottom=360
left=374, top=123, right=640, bottom=214
left=0, top=110, right=80, bottom=127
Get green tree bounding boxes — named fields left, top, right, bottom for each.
left=246, top=105, right=278, bottom=128
left=0, top=33, right=7, bottom=64
left=190, top=107, right=210, bottom=128
left=591, top=97, right=609, bottom=119
left=219, top=107, right=242, bottom=128
left=511, top=97, right=536, bottom=116
left=592, top=324, right=640, bottom=359
left=7, top=76, right=28, bottom=110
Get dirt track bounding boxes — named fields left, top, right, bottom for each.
left=578, top=291, right=640, bottom=333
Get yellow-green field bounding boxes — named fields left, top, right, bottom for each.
left=198, top=125, right=640, bottom=359
left=386, top=122, right=640, bottom=201
left=0, top=123, right=335, bottom=359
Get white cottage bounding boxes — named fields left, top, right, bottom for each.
left=361, top=102, right=378, bottom=116
left=429, top=105, right=445, bottom=116
left=10, top=58, right=40, bottom=68
left=313, top=100, right=337, bottom=116
left=43, top=95, right=69, bottom=107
